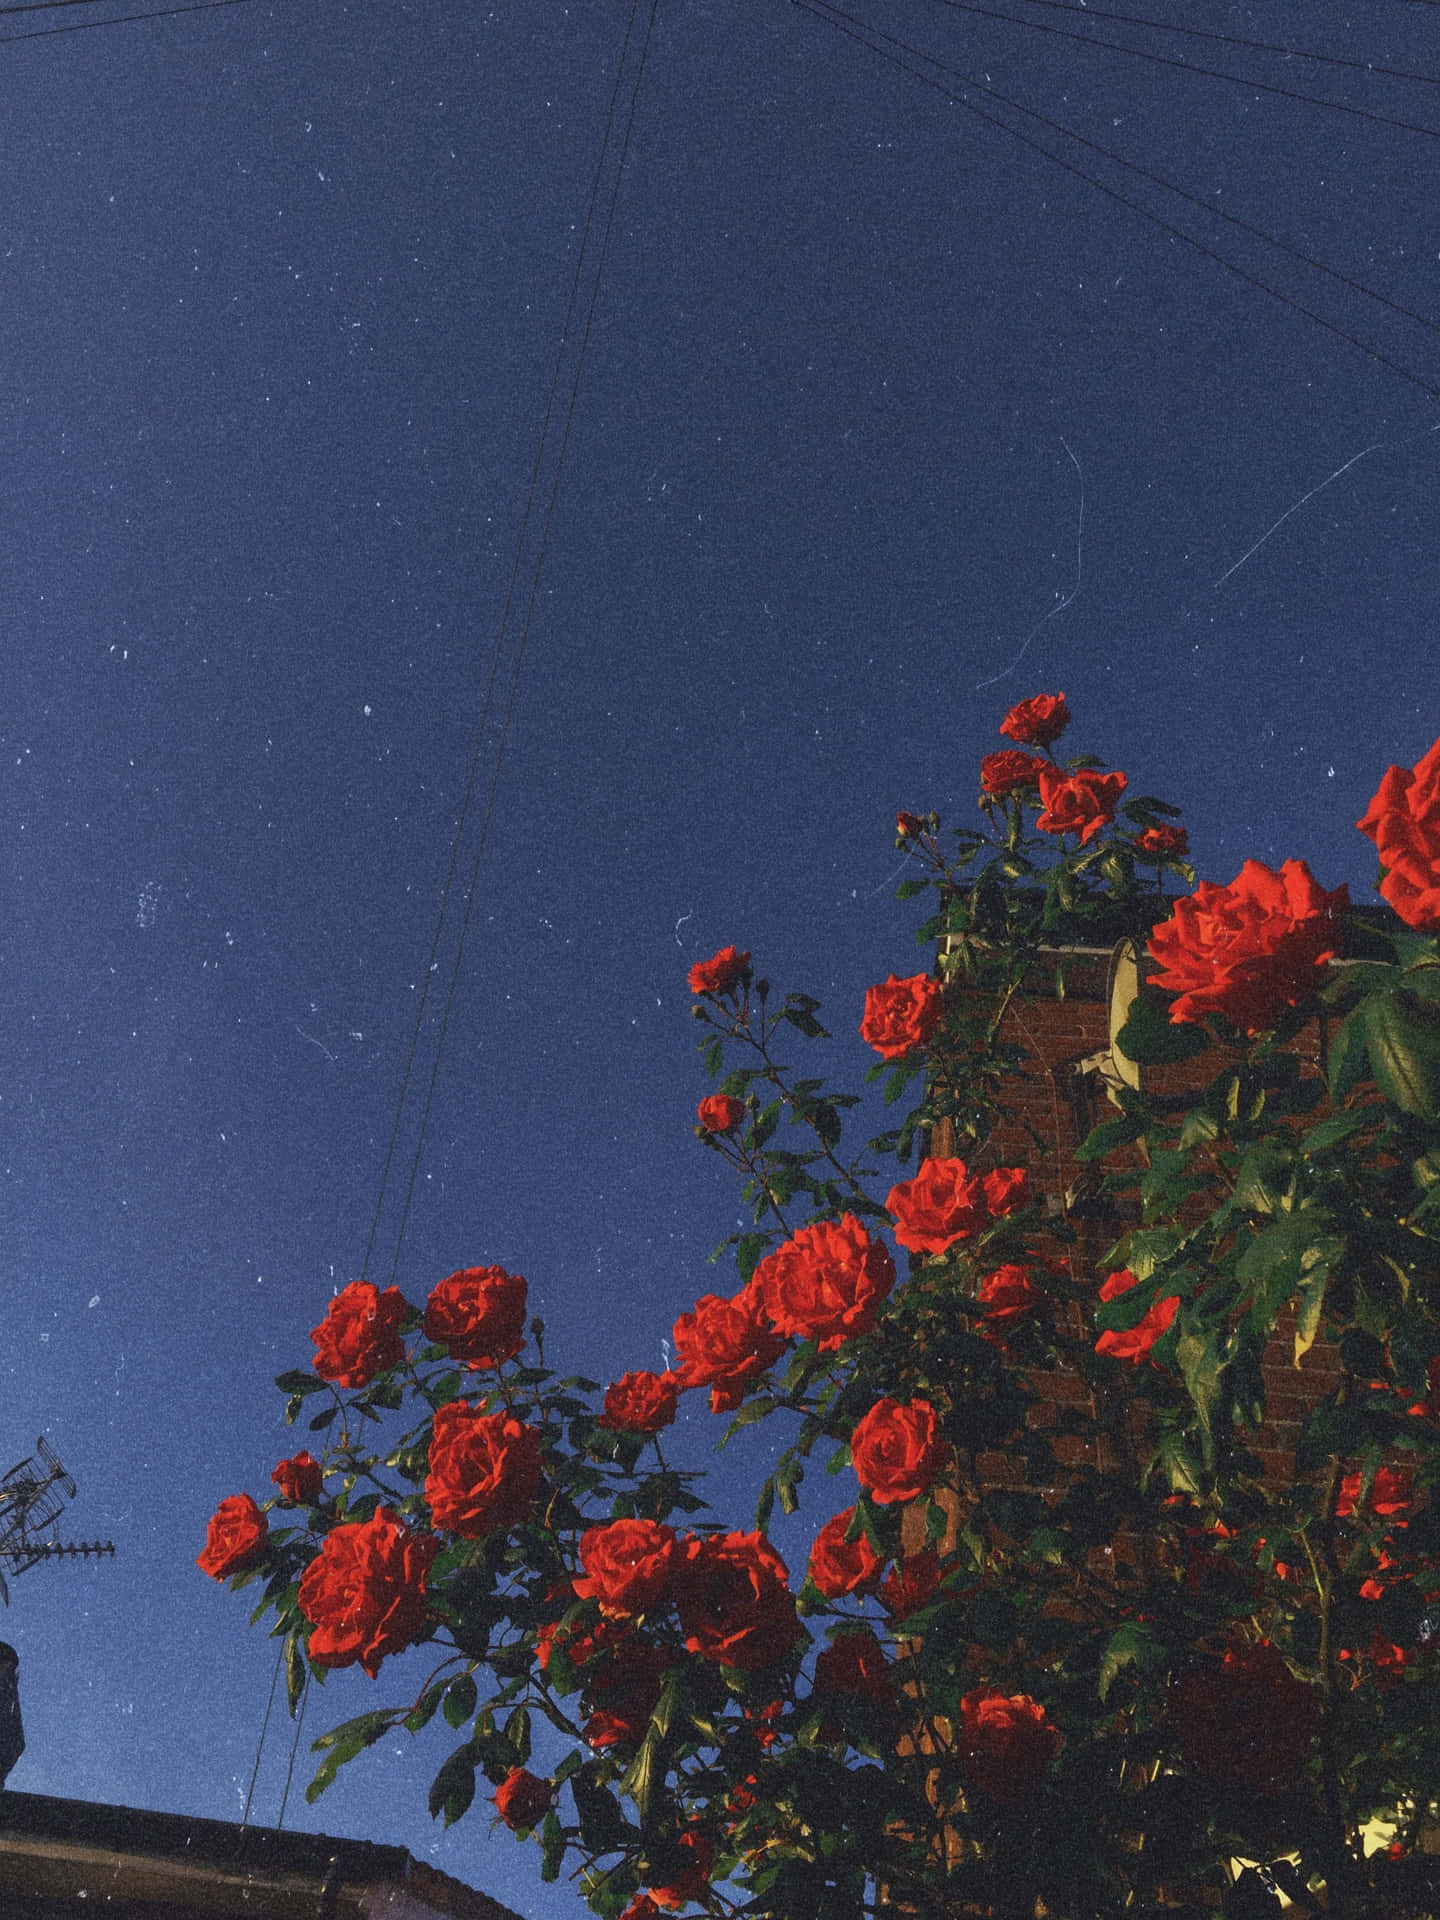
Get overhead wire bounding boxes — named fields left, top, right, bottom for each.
left=963, top=0, right=1440, bottom=92
left=790, top=0, right=1440, bottom=399
left=923, top=0, right=1440, bottom=144
left=359, top=0, right=661, bottom=1289
left=829, top=1, right=1440, bottom=345
left=0, top=0, right=248, bottom=45
left=382, top=0, right=663, bottom=1289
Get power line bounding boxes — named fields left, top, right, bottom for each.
left=791, top=0, right=1440, bottom=399
left=0, top=0, right=249, bottom=46
left=924, top=0, right=1440, bottom=145
left=973, top=0, right=1440, bottom=91
left=847, top=3, right=1440, bottom=344
left=383, top=0, right=663, bottom=1288
left=359, top=0, right=662, bottom=1288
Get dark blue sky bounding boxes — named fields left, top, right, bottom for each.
left=2, top=0, right=1437, bottom=1913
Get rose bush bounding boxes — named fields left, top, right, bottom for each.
left=207, top=701, right=1440, bottom=1920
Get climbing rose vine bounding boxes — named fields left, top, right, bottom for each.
left=204, top=703, right=1440, bottom=1919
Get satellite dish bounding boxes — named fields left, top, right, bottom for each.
left=1106, top=939, right=1143, bottom=1093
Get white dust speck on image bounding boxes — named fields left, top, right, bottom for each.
left=135, top=880, right=161, bottom=929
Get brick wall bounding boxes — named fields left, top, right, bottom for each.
left=933, top=944, right=1340, bottom=1494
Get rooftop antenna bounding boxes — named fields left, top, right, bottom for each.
left=0, top=1438, right=114, bottom=1604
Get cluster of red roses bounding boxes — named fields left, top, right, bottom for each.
left=197, top=698, right=1440, bottom=1918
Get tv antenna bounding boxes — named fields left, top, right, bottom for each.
left=0, top=1439, right=114, bottom=1604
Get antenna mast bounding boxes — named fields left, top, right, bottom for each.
left=0, top=1439, right=115, bottom=1600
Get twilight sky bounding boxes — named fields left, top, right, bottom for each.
left=2, top=0, right=1437, bottom=1913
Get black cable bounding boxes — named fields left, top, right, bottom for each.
left=925, top=0, right=1440, bottom=145
left=793, top=0, right=1440, bottom=398
left=358, top=0, right=651, bottom=1284
left=847, top=2, right=1440, bottom=344
left=275, top=1671, right=310, bottom=1832
left=240, top=1640, right=284, bottom=1834
left=967, top=0, right=1440, bottom=91
left=386, top=0, right=663, bottom=1287
left=0, top=0, right=248, bottom=44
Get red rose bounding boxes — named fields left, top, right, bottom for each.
left=878, top=1548, right=944, bottom=1620
left=812, top=1628, right=894, bottom=1743
left=650, top=1828, right=715, bottom=1911
left=196, top=1492, right=268, bottom=1581
left=1337, top=1467, right=1412, bottom=1519
left=1136, top=823, right=1189, bottom=859
left=808, top=1506, right=885, bottom=1598
left=958, top=1687, right=1061, bottom=1804
left=599, top=1368, right=682, bottom=1433
left=896, top=809, right=926, bottom=838
left=422, top=1265, right=527, bottom=1371
left=696, top=1093, right=745, bottom=1133
left=270, top=1451, right=324, bottom=1505
left=618, top=1900, right=665, bottom=1920
left=582, top=1637, right=669, bottom=1751
left=297, top=1506, right=438, bottom=1677
left=860, top=972, right=944, bottom=1061
left=885, top=1157, right=989, bottom=1255
left=753, top=1214, right=895, bottom=1350
left=1094, top=1268, right=1178, bottom=1361
left=813, top=1626, right=893, bottom=1706
left=1169, top=1642, right=1318, bottom=1792
left=673, top=1531, right=801, bottom=1671
left=981, top=1165, right=1029, bottom=1216
left=425, top=1402, right=543, bottom=1538
left=999, top=692, right=1070, bottom=747
left=310, top=1281, right=408, bottom=1389
left=850, top=1397, right=946, bottom=1505
left=672, top=1286, right=786, bottom=1413
left=1145, top=858, right=1348, bottom=1033
left=688, top=945, right=751, bottom=995
left=977, top=1264, right=1041, bottom=1327
left=574, top=1519, right=678, bottom=1616
left=494, top=1766, right=553, bottom=1830
left=1357, top=735, right=1440, bottom=929
left=1035, top=765, right=1127, bottom=844
left=980, top=749, right=1045, bottom=796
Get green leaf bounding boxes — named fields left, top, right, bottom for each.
left=1073, top=1111, right=1148, bottom=1164
left=1098, top=1621, right=1160, bottom=1703
left=1293, top=1264, right=1328, bottom=1365
left=1327, top=1007, right=1368, bottom=1101
left=571, top=1766, right=630, bottom=1854
left=405, top=1684, right=446, bottom=1734
left=540, top=1810, right=566, bottom=1883
left=275, top=1370, right=329, bottom=1397
left=1176, top=1327, right=1223, bottom=1461
left=1361, top=987, right=1440, bottom=1120
left=1299, top=1108, right=1372, bottom=1155
left=505, top=1706, right=532, bottom=1763
left=1114, top=988, right=1210, bottom=1064
left=285, top=1632, right=307, bottom=1715
left=443, top=1672, right=478, bottom=1730
left=1148, top=1428, right=1202, bottom=1496
left=428, top=1745, right=477, bottom=1827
